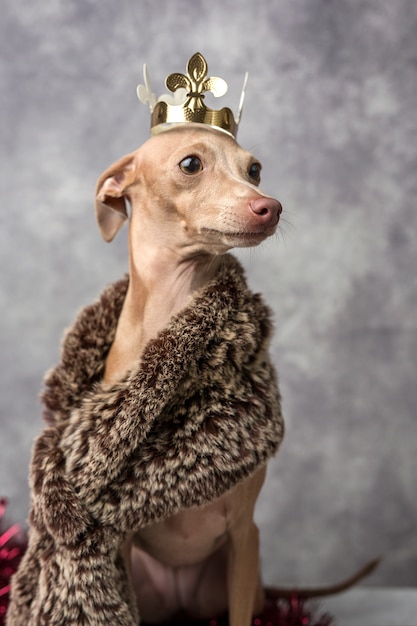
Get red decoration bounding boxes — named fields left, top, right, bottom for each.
left=141, top=590, right=334, bottom=626
left=0, top=497, right=335, bottom=625
left=0, top=499, right=27, bottom=625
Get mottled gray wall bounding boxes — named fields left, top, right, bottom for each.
left=1, top=0, right=416, bottom=588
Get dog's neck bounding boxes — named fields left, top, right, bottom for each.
left=103, top=230, right=222, bottom=385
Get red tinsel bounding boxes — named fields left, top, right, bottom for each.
left=0, top=499, right=27, bottom=625
left=0, top=498, right=334, bottom=626
left=141, top=592, right=334, bottom=626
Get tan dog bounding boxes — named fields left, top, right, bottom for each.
left=95, top=123, right=282, bottom=625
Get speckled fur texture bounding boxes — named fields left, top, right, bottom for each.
left=7, top=254, right=284, bottom=625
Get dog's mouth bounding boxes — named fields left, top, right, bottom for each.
left=200, top=227, right=275, bottom=246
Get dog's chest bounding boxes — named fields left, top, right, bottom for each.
left=133, top=492, right=234, bottom=567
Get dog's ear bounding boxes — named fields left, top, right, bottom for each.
left=95, top=153, right=137, bottom=242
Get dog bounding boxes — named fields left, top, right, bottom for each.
left=95, top=123, right=282, bottom=625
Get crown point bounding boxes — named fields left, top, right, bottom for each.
left=137, top=64, right=157, bottom=112
left=187, top=52, right=207, bottom=82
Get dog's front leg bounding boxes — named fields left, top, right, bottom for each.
left=227, top=519, right=264, bottom=626
left=226, top=467, right=266, bottom=626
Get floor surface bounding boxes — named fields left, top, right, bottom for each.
left=323, top=588, right=417, bottom=626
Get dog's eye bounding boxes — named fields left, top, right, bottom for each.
left=248, top=162, right=262, bottom=182
left=179, top=156, right=203, bottom=175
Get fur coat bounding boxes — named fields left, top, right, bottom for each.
left=7, top=254, right=284, bottom=626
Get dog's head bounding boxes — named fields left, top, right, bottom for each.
left=95, top=125, right=282, bottom=254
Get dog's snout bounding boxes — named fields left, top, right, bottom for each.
left=249, top=197, right=282, bottom=224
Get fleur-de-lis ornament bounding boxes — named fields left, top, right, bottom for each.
left=165, top=52, right=228, bottom=112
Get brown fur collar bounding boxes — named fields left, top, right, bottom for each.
left=8, top=254, right=284, bottom=625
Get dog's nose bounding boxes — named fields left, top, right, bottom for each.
left=249, top=197, right=282, bottom=225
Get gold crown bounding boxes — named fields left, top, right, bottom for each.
left=137, top=52, right=247, bottom=139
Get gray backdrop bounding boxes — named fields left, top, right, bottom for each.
left=1, top=0, right=416, bottom=589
